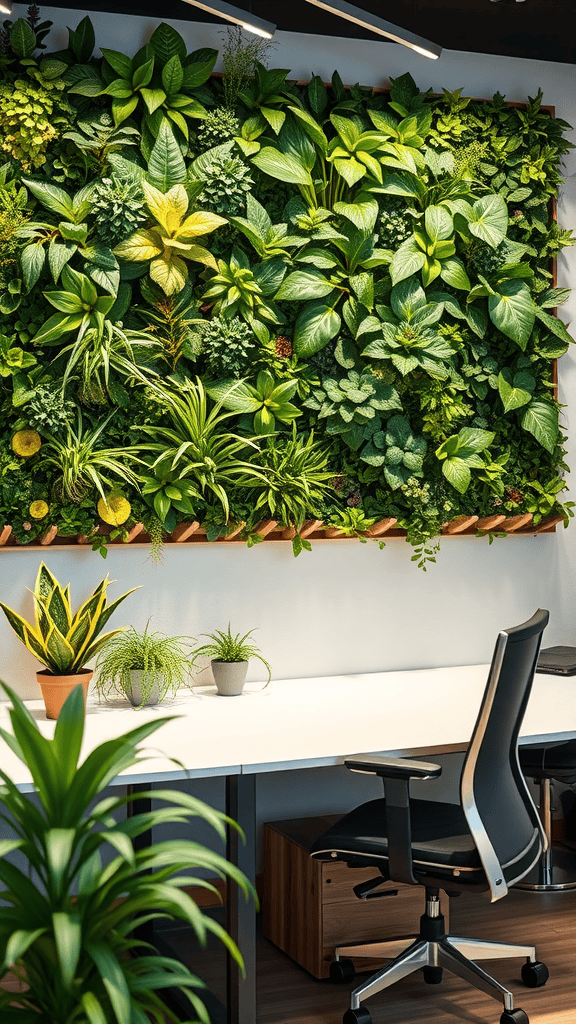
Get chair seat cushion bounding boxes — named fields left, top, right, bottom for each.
left=519, top=740, right=576, bottom=785
left=310, top=797, right=481, bottom=869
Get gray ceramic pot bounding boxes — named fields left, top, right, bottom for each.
left=211, top=660, right=248, bottom=696
left=126, top=670, right=164, bottom=707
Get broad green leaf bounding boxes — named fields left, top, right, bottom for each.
left=468, top=194, right=508, bottom=248
left=441, top=458, right=471, bottom=493
left=424, top=205, right=453, bottom=243
left=521, top=400, right=559, bottom=453
left=252, top=148, right=312, bottom=186
left=44, top=289, right=85, bottom=314
left=101, top=48, right=132, bottom=78
left=52, top=912, right=82, bottom=989
left=161, top=54, right=184, bottom=96
left=439, top=257, right=471, bottom=291
left=147, top=120, right=186, bottom=190
left=150, top=254, right=187, bottom=294
left=20, top=244, right=45, bottom=291
left=289, top=105, right=328, bottom=156
left=498, top=369, right=534, bottom=412
left=390, top=237, right=425, bottom=285
left=334, top=194, right=378, bottom=231
left=275, top=269, right=334, bottom=302
left=81, top=993, right=108, bottom=1024
left=148, top=21, right=187, bottom=64
left=488, top=280, right=535, bottom=349
left=10, top=18, right=36, bottom=58
left=22, top=179, right=74, bottom=220
left=294, top=302, right=341, bottom=358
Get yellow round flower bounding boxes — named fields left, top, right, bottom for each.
left=29, top=500, right=49, bottom=520
left=12, top=429, right=41, bottom=457
left=98, top=494, right=132, bottom=526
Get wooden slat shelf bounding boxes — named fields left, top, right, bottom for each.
left=0, top=513, right=563, bottom=551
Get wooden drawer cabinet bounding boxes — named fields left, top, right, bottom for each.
left=262, top=814, right=448, bottom=979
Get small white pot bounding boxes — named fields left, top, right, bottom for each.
left=211, top=660, right=248, bottom=696
left=126, top=670, right=164, bottom=707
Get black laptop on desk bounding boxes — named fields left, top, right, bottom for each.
left=536, top=646, right=576, bottom=676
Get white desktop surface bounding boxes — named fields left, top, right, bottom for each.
left=1, top=665, right=574, bottom=790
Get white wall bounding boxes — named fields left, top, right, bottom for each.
left=1, top=8, right=576, bottom=841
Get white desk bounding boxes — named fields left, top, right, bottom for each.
left=2, top=665, right=575, bottom=1024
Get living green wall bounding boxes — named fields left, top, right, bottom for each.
left=0, top=10, right=574, bottom=562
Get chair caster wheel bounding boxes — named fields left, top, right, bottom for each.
left=521, top=960, right=549, bottom=988
left=500, top=1009, right=529, bottom=1024
left=423, top=965, right=443, bottom=984
left=330, top=958, right=355, bottom=984
left=343, top=1006, right=372, bottom=1024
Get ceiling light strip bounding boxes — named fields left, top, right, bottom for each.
left=302, top=0, right=442, bottom=59
left=178, top=0, right=276, bottom=38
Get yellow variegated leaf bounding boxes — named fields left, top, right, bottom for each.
left=150, top=254, right=187, bottom=295
left=35, top=563, right=60, bottom=606
left=142, top=181, right=173, bottom=234
left=0, top=602, right=40, bottom=649
left=166, top=184, right=189, bottom=218
left=45, top=623, right=76, bottom=673
left=46, top=583, right=72, bottom=637
left=67, top=609, right=94, bottom=662
left=23, top=623, right=51, bottom=667
left=161, top=237, right=196, bottom=252
left=34, top=595, right=54, bottom=641
left=185, top=245, right=218, bottom=271
left=179, top=211, right=227, bottom=238
left=114, top=229, right=163, bottom=263
left=70, top=580, right=107, bottom=632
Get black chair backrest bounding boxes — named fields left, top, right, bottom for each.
left=460, top=609, right=548, bottom=900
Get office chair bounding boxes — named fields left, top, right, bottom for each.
left=516, top=738, right=576, bottom=890
left=310, top=609, right=550, bottom=1024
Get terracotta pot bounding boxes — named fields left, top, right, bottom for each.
left=36, top=669, right=92, bottom=720
left=211, top=660, right=248, bottom=696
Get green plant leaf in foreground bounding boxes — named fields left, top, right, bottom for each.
left=0, top=681, right=254, bottom=1024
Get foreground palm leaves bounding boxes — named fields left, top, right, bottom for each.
left=0, top=682, right=252, bottom=1024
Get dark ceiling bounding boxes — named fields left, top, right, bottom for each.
left=40, top=0, right=576, bottom=64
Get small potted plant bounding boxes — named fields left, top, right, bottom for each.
left=0, top=562, right=136, bottom=719
left=95, top=622, right=193, bottom=707
left=192, top=624, right=272, bottom=696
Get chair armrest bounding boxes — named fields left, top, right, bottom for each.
left=345, top=754, right=442, bottom=780
left=344, top=754, right=442, bottom=886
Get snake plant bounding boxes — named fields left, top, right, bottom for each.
left=0, top=562, right=137, bottom=675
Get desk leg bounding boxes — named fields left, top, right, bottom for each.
left=226, top=774, right=257, bottom=1024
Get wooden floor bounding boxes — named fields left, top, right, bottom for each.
left=2, top=887, right=574, bottom=1024
left=255, top=887, right=576, bottom=1024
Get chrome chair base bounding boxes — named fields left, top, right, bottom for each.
left=515, top=841, right=576, bottom=891
left=336, top=933, right=536, bottom=1014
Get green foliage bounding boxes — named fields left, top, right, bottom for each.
left=197, top=152, right=253, bottom=215
left=95, top=622, right=193, bottom=704
left=0, top=682, right=252, bottom=1023
left=0, top=19, right=572, bottom=565
left=92, top=176, right=145, bottom=247
left=191, top=623, right=271, bottom=683
left=0, top=561, right=137, bottom=673
left=197, top=315, right=257, bottom=378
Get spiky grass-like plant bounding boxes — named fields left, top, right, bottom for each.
left=96, top=623, right=193, bottom=706
left=0, top=682, right=252, bottom=1024
left=191, top=625, right=271, bottom=686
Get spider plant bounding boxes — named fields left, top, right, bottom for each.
left=95, top=623, right=193, bottom=706
left=55, top=320, right=160, bottom=403
left=0, top=682, right=252, bottom=1024
left=40, top=412, right=141, bottom=502
left=191, top=624, right=271, bottom=684
left=238, top=426, right=334, bottom=531
left=137, top=378, right=265, bottom=521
